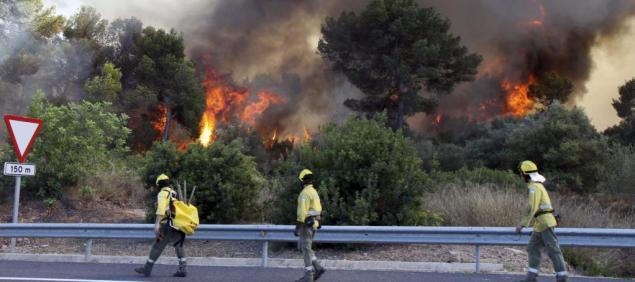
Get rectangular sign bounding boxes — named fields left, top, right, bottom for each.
left=3, top=162, right=36, bottom=176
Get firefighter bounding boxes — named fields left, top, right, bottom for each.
left=134, top=174, right=187, bottom=277
left=294, top=169, right=326, bottom=282
left=516, top=161, right=567, bottom=282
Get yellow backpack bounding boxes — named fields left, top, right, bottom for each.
left=166, top=189, right=200, bottom=236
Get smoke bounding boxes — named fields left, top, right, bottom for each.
left=0, top=1, right=96, bottom=142
left=176, top=0, right=635, bottom=134
left=416, top=0, right=635, bottom=127
left=180, top=0, right=367, bottom=137
left=7, top=0, right=635, bottom=140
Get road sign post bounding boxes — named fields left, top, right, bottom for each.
left=3, top=115, right=42, bottom=252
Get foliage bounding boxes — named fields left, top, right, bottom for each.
left=598, top=145, right=635, bottom=195
left=142, top=141, right=265, bottom=224
left=179, top=142, right=265, bottom=223
left=440, top=104, right=611, bottom=192
left=63, top=6, right=108, bottom=42
left=84, top=62, right=122, bottom=103
left=503, top=104, right=610, bottom=192
left=528, top=71, right=574, bottom=107
left=605, top=79, right=635, bottom=146
left=612, top=78, right=635, bottom=120
left=132, top=27, right=205, bottom=142
left=25, top=91, right=130, bottom=199
left=319, top=0, right=481, bottom=128
left=274, top=114, right=441, bottom=226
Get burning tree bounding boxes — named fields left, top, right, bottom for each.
left=318, top=0, right=482, bottom=129
left=133, top=27, right=205, bottom=143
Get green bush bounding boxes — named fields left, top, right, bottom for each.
left=503, top=103, right=610, bottom=192
left=179, top=142, right=265, bottom=223
left=599, top=145, right=635, bottom=195
left=274, top=114, right=442, bottom=226
left=25, top=92, right=130, bottom=199
left=142, top=140, right=265, bottom=223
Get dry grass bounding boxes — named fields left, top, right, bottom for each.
left=425, top=183, right=634, bottom=229
left=424, top=183, right=525, bottom=227
left=70, top=159, right=146, bottom=209
left=424, top=183, right=635, bottom=277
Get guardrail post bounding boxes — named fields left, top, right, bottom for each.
left=261, top=240, right=269, bottom=268
left=474, top=245, right=481, bottom=273
left=85, top=239, right=93, bottom=261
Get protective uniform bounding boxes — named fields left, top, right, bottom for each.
left=516, top=161, right=567, bottom=282
left=134, top=174, right=187, bottom=277
left=295, top=169, right=325, bottom=282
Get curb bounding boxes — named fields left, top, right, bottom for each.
left=0, top=253, right=504, bottom=273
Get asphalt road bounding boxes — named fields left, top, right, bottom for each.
left=0, top=261, right=631, bottom=282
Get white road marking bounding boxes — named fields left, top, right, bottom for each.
left=0, top=278, right=140, bottom=282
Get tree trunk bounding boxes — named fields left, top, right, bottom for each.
left=394, top=80, right=406, bottom=130
left=162, top=98, right=172, bottom=142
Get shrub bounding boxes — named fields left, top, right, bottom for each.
left=25, top=92, right=130, bottom=199
left=179, top=142, right=265, bottom=223
left=142, top=140, right=265, bottom=223
left=274, top=114, right=441, bottom=226
left=598, top=145, right=635, bottom=195
left=429, top=167, right=525, bottom=190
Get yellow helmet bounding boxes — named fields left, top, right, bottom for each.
left=156, top=174, right=169, bottom=186
left=518, top=161, right=538, bottom=175
left=298, top=169, right=313, bottom=181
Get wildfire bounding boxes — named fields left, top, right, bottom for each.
left=501, top=75, right=536, bottom=116
left=303, top=127, right=311, bottom=141
left=271, top=129, right=277, bottom=141
left=153, top=105, right=167, bottom=136
left=198, top=68, right=284, bottom=147
left=433, top=113, right=442, bottom=126
left=240, top=91, right=284, bottom=125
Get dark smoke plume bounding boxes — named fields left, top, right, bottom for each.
left=178, top=0, right=635, bottom=134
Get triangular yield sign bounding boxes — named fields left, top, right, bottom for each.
left=4, top=115, right=43, bottom=163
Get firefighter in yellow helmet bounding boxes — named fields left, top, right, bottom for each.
left=294, top=169, right=326, bottom=282
left=134, top=174, right=187, bottom=278
left=515, top=161, right=567, bottom=282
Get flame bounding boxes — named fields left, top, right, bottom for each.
left=501, top=75, right=536, bottom=116
left=153, top=105, right=167, bottom=137
left=303, top=128, right=311, bottom=141
left=197, top=67, right=284, bottom=147
left=433, top=114, right=442, bottom=125
left=271, top=129, right=278, bottom=141
left=240, top=91, right=284, bottom=125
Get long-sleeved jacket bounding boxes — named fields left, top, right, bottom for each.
left=297, top=184, right=322, bottom=229
left=519, top=182, right=557, bottom=232
left=156, top=187, right=176, bottom=218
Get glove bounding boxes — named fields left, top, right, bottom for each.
left=515, top=226, right=523, bottom=234
left=294, top=223, right=301, bottom=237
left=304, top=216, right=315, bottom=227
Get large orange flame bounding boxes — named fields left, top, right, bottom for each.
left=198, top=68, right=284, bottom=147
left=240, top=91, right=285, bottom=125
left=501, top=75, right=536, bottom=116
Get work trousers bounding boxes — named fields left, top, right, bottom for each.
left=527, top=228, right=567, bottom=275
left=298, top=225, right=317, bottom=268
left=148, top=223, right=186, bottom=262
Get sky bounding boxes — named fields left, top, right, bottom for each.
left=43, top=0, right=635, bottom=131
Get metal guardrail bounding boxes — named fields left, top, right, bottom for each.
left=1, top=224, right=634, bottom=273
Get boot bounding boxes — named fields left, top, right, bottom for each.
left=134, top=261, right=154, bottom=277
left=173, top=260, right=187, bottom=277
left=515, top=272, right=538, bottom=282
left=312, top=261, right=325, bottom=281
left=294, top=270, right=314, bottom=282
left=556, top=275, right=568, bottom=282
